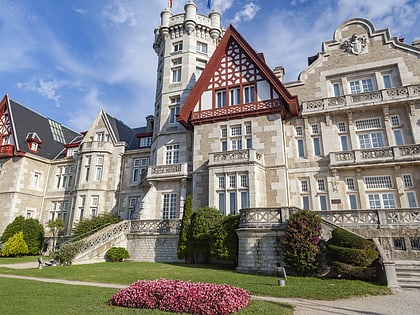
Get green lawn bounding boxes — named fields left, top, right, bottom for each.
left=0, top=259, right=389, bottom=314
left=0, top=255, right=48, bottom=264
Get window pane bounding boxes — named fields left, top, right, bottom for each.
left=333, top=83, right=341, bottom=96
left=219, top=192, right=226, bottom=215
left=383, top=75, right=392, bottom=88
left=302, top=196, right=310, bottom=210
left=230, top=192, right=237, bottom=215
left=241, top=191, right=249, bottom=209
left=349, top=195, right=358, bottom=209
left=298, top=139, right=305, bottom=157
left=341, top=135, right=349, bottom=150
left=394, top=129, right=404, bottom=145
left=313, top=137, right=321, bottom=156
left=319, top=195, right=328, bottom=210
left=407, top=192, right=418, bottom=208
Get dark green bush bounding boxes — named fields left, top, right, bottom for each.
left=327, top=244, right=378, bottom=267
left=1, top=216, right=44, bottom=255
left=212, top=215, right=240, bottom=264
left=72, top=213, right=121, bottom=240
left=53, top=241, right=84, bottom=265
left=105, top=247, right=130, bottom=262
left=328, top=228, right=376, bottom=250
left=332, top=261, right=377, bottom=280
left=283, top=210, right=322, bottom=276
left=177, top=195, right=193, bottom=260
left=188, top=206, right=223, bottom=263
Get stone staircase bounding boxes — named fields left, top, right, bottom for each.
left=395, top=261, right=420, bottom=289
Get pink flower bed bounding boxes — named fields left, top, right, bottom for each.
left=109, top=278, right=251, bottom=314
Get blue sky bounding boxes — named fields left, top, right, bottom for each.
left=1, top=0, right=418, bottom=131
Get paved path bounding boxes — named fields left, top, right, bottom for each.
left=1, top=262, right=419, bottom=314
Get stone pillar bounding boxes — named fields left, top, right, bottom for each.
left=184, top=0, right=197, bottom=35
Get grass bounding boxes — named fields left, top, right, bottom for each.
left=0, top=255, right=48, bottom=264
left=0, top=258, right=389, bottom=314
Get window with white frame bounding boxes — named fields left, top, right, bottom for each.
left=301, top=179, right=309, bottom=192
left=231, top=125, right=242, bottom=136
left=313, top=137, right=322, bottom=156
left=349, top=78, right=374, bottom=94
left=173, top=41, right=183, bottom=52
left=79, top=195, right=85, bottom=221
left=390, top=115, right=404, bottom=145
left=337, top=121, right=347, bottom=133
left=390, top=115, right=400, bottom=127
left=346, top=178, right=356, bottom=190
left=216, top=90, right=227, bottom=108
left=332, top=82, right=342, bottom=96
left=165, top=144, right=179, bottom=164
left=95, top=132, right=105, bottom=142
left=311, top=124, right=319, bottom=135
left=317, top=179, right=326, bottom=191
left=295, top=126, right=304, bottom=136
left=95, top=160, right=103, bottom=181
left=319, top=195, right=328, bottom=210
left=231, top=138, right=242, bottom=150
left=220, top=122, right=252, bottom=151
left=402, top=174, right=414, bottom=188
left=132, top=159, right=140, bottom=183
left=196, top=41, right=207, bottom=53
left=406, top=191, right=418, bottom=208
left=244, top=85, right=255, bottom=103
left=32, top=172, right=41, bottom=188
left=297, top=139, right=305, bottom=157
left=196, top=59, right=206, bottom=78
left=91, top=196, right=99, bottom=207
left=349, top=195, right=358, bottom=210
left=140, top=157, right=149, bottom=174
left=368, top=193, right=396, bottom=209
left=85, top=156, right=91, bottom=181
left=216, top=173, right=249, bottom=215
left=163, top=193, right=177, bottom=219
left=171, top=58, right=182, bottom=83
left=340, top=135, right=349, bottom=151
left=302, top=196, right=310, bottom=210
left=140, top=136, right=152, bottom=148
left=56, top=166, right=73, bottom=189
left=364, top=176, right=393, bottom=189
left=169, top=96, right=180, bottom=124
left=358, top=132, right=384, bottom=149
left=230, top=87, right=240, bottom=105
left=382, top=74, right=392, bottom=89
left=355, top=118, right=381, bottom=130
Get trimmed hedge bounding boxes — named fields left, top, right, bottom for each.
left=328, top=228, right=376, bottom=250
left=105, top=247, right=130, bottom=262
left=332, top=261, right=377, bottom=280
left=327, top=244, right=378, bottom=267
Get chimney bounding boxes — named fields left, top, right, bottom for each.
left=273, top=66, right=285, bottom=82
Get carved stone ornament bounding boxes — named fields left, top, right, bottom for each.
left=341, top=33, right=367, bottom=55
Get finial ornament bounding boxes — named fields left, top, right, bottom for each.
left=341, top=33, right=367, bottom=55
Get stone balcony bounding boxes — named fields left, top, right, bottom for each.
left=78, top=141, right=114, bottom=153
left=143, top=163, right=190, bottom=181
left=302, top=84, right=420, bottom=113
left=330, top=144, right=420, bottom=167
left=0, top=144, right=14, bottom=157
left=208, top=149, right=264, bottom=166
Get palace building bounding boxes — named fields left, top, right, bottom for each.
left=0, top=1, right=419, bottom=266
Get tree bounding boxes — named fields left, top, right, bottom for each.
left=1, top=231, right=29, bottom=257
left=188, top=206, right=223, bottom=263
left=177, top=195, right=193, bottom=260
left=1, top=216, right=44, bottom=255
left=47, top=218, right=65, bottom=251
left=283, top=209, right=322, bottom=276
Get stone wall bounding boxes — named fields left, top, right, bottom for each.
left=127, top=234, right=182, bottom=262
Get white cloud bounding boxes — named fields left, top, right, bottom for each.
left=101, top=0, right=137, bottom=26
left=212, top=0, right=234, bottom=13
left=231, top=2, right=260, bottom=24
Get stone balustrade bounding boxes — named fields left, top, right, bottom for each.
left=78, top=141, right=115, bottom=153
left=330, top=144, right=420, bottom=167
left=129, top=219, right=181, bottom=234
left=145, top=163, right=189, bottom=180
left=238, top=207, right=299, bottom=229
left=302, top=84, right=420, bottom=113
left=209, top=149, right=264, bottom=166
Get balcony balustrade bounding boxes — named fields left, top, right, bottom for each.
left=209, top=149, right=264, bottom=166
left=129, top=219, right=181, bottom=234
left=143, top=162, right=190, bottom=180
left=330, top=144, right=420, bottom=167
left=302, top=84, right=420, bottom=113
left=78, top=141, right=114, bottom=153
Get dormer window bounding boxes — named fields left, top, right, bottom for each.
left=26, top=132, right=42, bottom=153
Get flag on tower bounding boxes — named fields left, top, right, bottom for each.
left=169, top=0, right=173, bottom=8
left=207, top=0, right=212, bottom=9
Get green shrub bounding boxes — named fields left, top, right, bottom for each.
left=283, top=209, right=321, bottom=276
left=212, top=215, right=240, bottom=264
left=53, top=241, right=84, bottom=265
left=1, top=216, right=44, bottom=255
left=332, top=261, right=377, bottom=280
left=188, top=206, right=223, bottom=263
left=327, top=244, right=378, bottom=267
left=328, top=228, right=376, bottom=250
left=1, top=231, right=29, bottom=257
left=72, top=213, right=121, bottom=241
left=177, top=195, right=193, bottom=260
left=105, top=247, right=130, bottom=262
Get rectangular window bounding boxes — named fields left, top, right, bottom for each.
left=240, top=174, right=248, bottom=187
left=245, top=123, right=252, bottom=135
left=295, top=126, right=303, bottom=136
left=311, top=124, right=319, bottom=135
left=241, top=191, right=249, bottom=209
left=346, top=178, right=355, bottom=190
left=196, top=59, right=207, bottom=78
left=230, top=88, right=240, bottom=105
left=297, top=139, right=305, bottom=157
left=132, top=168, right=140, bottom=183
left=221, top=141, right=227, bottom=152
left=165, top=144, right=180, bottom=164
left=231, top=139, right=242, bottom=150
left=301, top=180, right=309, bottom=192
left=96, top=132, right=104, bottom=142
left=216, top=90, right=227, bottom=108
left=171, top=59, right=182, bottom=83
left=218, top=192, right=226, bottom=215
left=390, top=115, right=400, bottom=127
left=340, top=135, right=349, bottom=150
left=97, top=156, right=104, bottom=165
left=358, top=132, right=384, bottom=148
left=393, top=237, right=406, bottom=250
left=383, top=74, right=392, bottom=89
left=403, top=174, right=414, bottom=188
left=133, top=159, right=140, bottom=167
left=231, top=125, right=242, bottom=136
left=163, top=193, right=177, bottom=219
left=355, top=118, right=381, bottom=130
left=350, top=78, right=373, bottom=94
left=393, top=129, right=404, bottom=145
left=319, top=195, right=328, bottom=210
left=406, top=192, right=418, bottom=208
left=313, top=137, right=321, bottom=156
left=317, top=179, right=326, bottom=191
left=246, top=138, right=252, bottom=149
left=91, top=196, right=99, bottom=206
left=349, top=195, right=358, bottom=210
left=302, top=196, right=310, bottom=210
left=196, top=42, right=208, bottom=53
left=169, top=106, right=180, bottom=124
left=95, top=166, right=102, bottom=181
left=218, top=176, right=225, bottom=189
left=229, top=192, right=237, bottom=215
left=337, top=121, right=347, bottom=133
left=410, top=237, right=420, bottom=250
left=333, top=83, right=341, bottom=97
left=368, top=193, right=396, bottom=209
left=365, top=176, right=393, bottom=189
left=229, top=175, right=236, bottom=188
left=244, top=86, right=255, bottom=103
left=33, top=172, right=41, bottom=188
left=173, top=41, right=183, bottom=52
left=140, top=137, right=152, bottom=148
left=221, top=127, right=227, bottom=138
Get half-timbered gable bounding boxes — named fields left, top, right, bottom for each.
left=178, top=25, right=299, bottom=129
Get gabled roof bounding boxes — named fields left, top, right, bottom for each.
left=2, top=95, right=82, bottom=160
left=178, top=25, right=299, bottom=129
